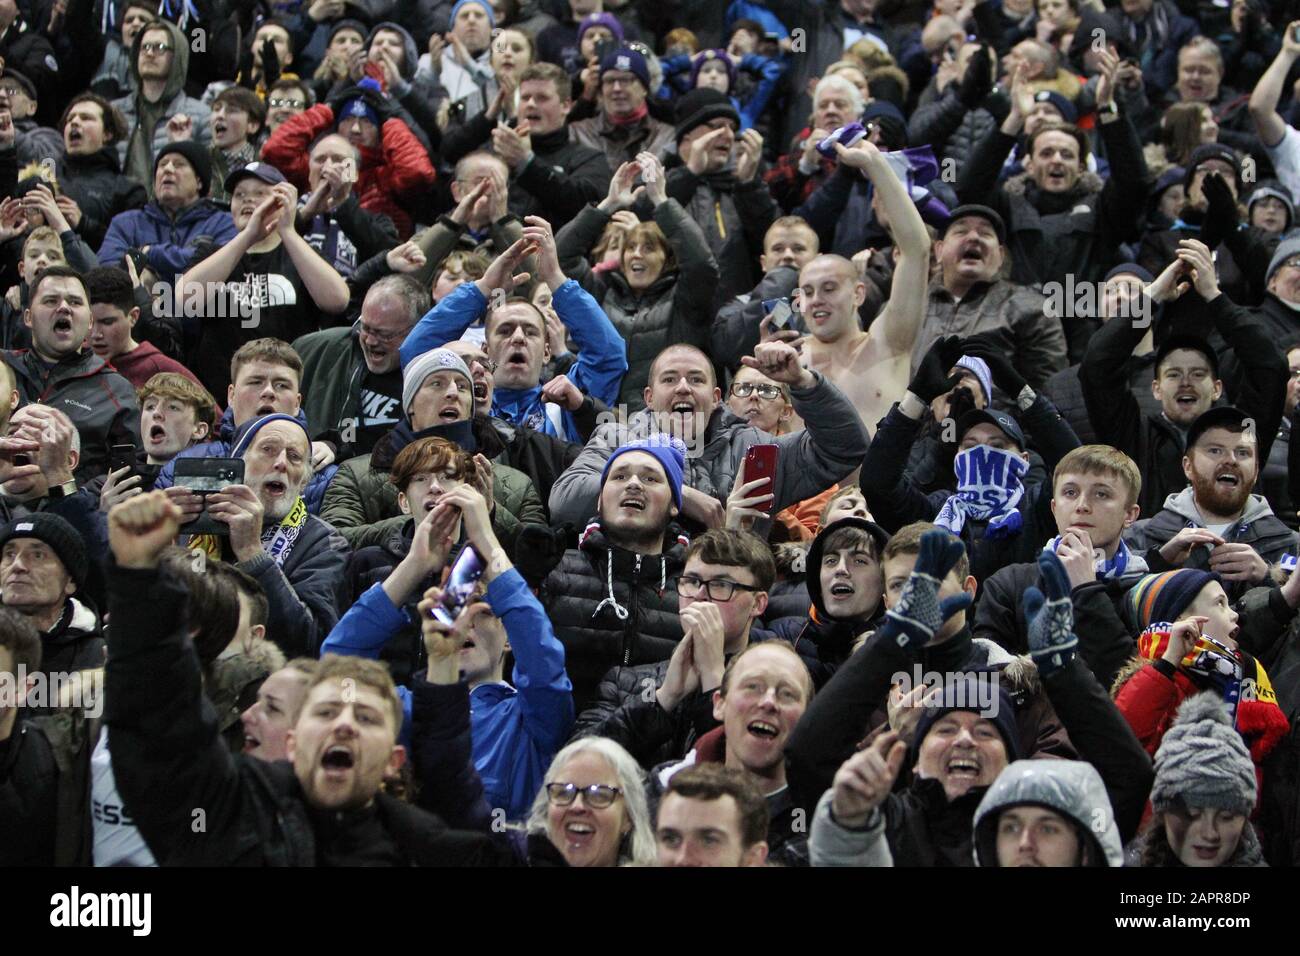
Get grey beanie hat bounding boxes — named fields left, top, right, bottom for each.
left=1150, top=692, right=1256, bottom=815
left=402, top=348, right=475, bottom=417
left=1266, top=234, right=1300, bottom=285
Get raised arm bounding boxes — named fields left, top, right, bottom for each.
left=271, top=182, right=349, bottom=315
left=1249, top=24, right=1300, bottom=148
left=837, top=139, right=930, bottom=356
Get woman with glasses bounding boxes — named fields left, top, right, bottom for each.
left=518, top=737, right=656, bottom=866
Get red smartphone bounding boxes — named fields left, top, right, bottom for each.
left=743, top=444, right=779, bottom=514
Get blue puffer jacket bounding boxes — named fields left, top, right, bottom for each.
left=321, top=569, right=574, bottom=821
left=97, top=200, right=237, bottom=279
left=152, top=406, right=340, bottom=515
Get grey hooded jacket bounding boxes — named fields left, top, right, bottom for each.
left=112, top=20, right=212, bottom=190
left=808, top=790, right=894, bottom=867
left=547, top=370, right=870, bottom=536
left=1124, top=487, right=1299, bottom=594
left=972, top=760, right=1124, bottom=867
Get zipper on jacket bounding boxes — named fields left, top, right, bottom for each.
left=622, top=554, right=643, bottom=666
left=714, top=200, right=726, bottom=239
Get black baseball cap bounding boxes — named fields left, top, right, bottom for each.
left=1154, top=333, right=1219, bottom=379
left=223, top=160, right=287, bottom=194
left=942, top=204, right=1006, bottom=244
left=956, top=408, right=1025, bottom=449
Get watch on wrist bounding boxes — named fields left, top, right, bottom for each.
left=47, top=479, right=77, bottom=500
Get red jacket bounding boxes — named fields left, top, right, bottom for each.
left=1116, top=662, right=1289, bottom=818
left=261, top=104, right=435, bottom=239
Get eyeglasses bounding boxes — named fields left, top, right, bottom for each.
left=268, top=98, right=306, bottom=109
left=358, top=322, right=406, bottom=344
left=1281, top=257, right=1300, bottom=272
left=545, top=782, right=622, bottom=808
left=140, top=41, right=173, bottom=54
left=730, top=381, right=784, bottom=401
left=463, top=354, right=498, bottom=373
left=0, top=86, right=24, bottom=98
left=601, top=75, right=638, bottom=87
left=677, top=575, right=762, bottom=601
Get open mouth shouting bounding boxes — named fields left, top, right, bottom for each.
left=67, top=126, right=84, bottom=148
left=52, top=314, right=74, bottom=338
left=826, top=580, right=856, bottom=603
left=562, top=820, right=596, bottom=848
left=627, top=260, right=648, bottom=278
left=320, top=744, right=356, bottom=779
left=438, top=400, right=463, bottom=422
left=243, top=731, right=261, bottom=753
left=504, top=348, right=529, bottom=370
left=1044, top=165, right=1069, bottom=187
left=1174, top=391, right=1201, bottom=412
left=1214, top=469, right=1242, bottom=491
left=958, top=242, right=986, bottom=265
left=618, top=493, right=646, bottom=514
left=747, top=718, right=780, bottom=741
left=146, top=423, right=169, bottom=447
left=263, top=477, right=288, bottom=499
left=945, top=752, right=982, bottom=782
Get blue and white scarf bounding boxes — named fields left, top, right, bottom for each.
left=1042, top=535, right=1149, bottom=579
left=934, top=445, right=1028, bottom=540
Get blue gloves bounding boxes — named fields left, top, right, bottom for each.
left=878, top=529, right=972, bottom=652
left=1025, top=550, right=1078, bottom=678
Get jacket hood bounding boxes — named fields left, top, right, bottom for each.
left=1158, top=485, right=1277, bottom=529
left=972, top=759, right=1123, bottom=866
left=129, top=18, right=190, bottom=103
left=805, top=517, right=890, bottom=622
left=368, top=22, right=420, bottom=81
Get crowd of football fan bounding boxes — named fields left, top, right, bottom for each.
left=7, top=0, right=1300, bottom=869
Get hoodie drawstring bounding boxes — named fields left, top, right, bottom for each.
left=593, top=549, right=629, bottom=621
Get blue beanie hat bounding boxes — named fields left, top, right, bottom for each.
left=577, top=12, right=624, bottom=45
left=337, top=88, right=379, bottom=130
left=690, top=49, right=737, bottom=90
left=450, top=0, right=495, bottom=28
left=1032, top=89, right=1077, bottom=124
left=911, top=673, right=1021, bottom=762
left=600, top=46, right=650, bottom=90
left=600, top=434, right=686, bottom=509
left=231, top=413, right=312, bottom=459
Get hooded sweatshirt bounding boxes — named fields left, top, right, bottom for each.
left=113, top=20, right=213, bottom=192
left=1124, top=487, right=1299, bottom=599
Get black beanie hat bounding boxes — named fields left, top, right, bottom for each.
left=155, top=140, right=212, bottom=197
left=0, top=513, right=87, bottom=589
left=674, top=87, right=740, bottom=145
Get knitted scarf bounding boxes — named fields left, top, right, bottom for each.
left=934, top=445, right=1028, bottom=540
left=189, top=496, right=308, bottom=567
left=1042, top=535, right=1148, bottom=579
left=1137, top=624, right=1290, bottom=762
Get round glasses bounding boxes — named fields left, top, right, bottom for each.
left=545, top=782, right=622, bottom=808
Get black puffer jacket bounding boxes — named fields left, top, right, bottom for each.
left=539, top=522, right=687, bottom=711
left=60, top=147, right=148, bottom=251
left=556, top=199, right=719, bottom=410
left=906, top=84, right=999, bottom=169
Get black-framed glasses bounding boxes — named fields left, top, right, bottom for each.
left=358, top=322, right=406, bottom=344
left=731, top=381, right=784, bottom=401
left=677, top=575, right=762, bottom=601
left=545, top=782, right=622, bottom=808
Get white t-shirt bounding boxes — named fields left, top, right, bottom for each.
left=1265, top=125, right=1300, bottom=205
left=91, top=729, right=157, bottom=867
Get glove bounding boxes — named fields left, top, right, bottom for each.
left=513, top=523, right=566, bottom=588
left=907, top=335, right=965, bottom=403
left=1199, top=172, right=1238, bottom=251
left=961, top=330, right=1027, bottom=397
left=1025, top=550, right=1078, bottom=678
left=261, top=37, right=282, bottom=88
left=957, top=45, right=993, bottom=109
left=878, top=529, right=973, bottom=651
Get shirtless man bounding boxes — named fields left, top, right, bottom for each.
left=795, top=138, right=930, bottom=438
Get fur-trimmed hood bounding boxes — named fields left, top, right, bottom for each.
left=1003, top=169, right=1104, bottom=200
